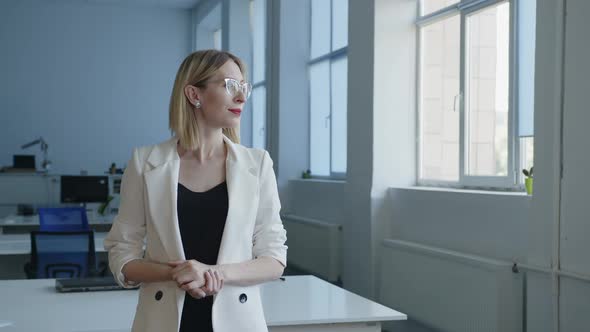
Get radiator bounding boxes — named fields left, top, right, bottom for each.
left=379, top=239, right=522, bottom=332
left=281, top=214, right=342, bottom=283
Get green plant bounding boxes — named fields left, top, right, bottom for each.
left=98, top=195, right=114, bottom=215
left=301, top=169, right=312, bottom=179
left=522, top=166, right=533, bottom=179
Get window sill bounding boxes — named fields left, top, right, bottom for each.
left=289, top=178, right=346, bottom=185
left=392, top=185, right=530, bottom=197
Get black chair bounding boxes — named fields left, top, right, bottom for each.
left=24, top=230, right=105, bottom=279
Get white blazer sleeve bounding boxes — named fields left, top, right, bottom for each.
left=104, top=148, right=147, bottom=288
left=252, top=151, right=288, bottom=267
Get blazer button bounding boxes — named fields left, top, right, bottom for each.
left=155, top=290, right=163, bottom=301
left=239, top=293, right=247, bottom=303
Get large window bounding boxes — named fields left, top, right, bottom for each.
left=309, top=0, right=348, bottom=178
left=250, top=0, right=267, bottom=149
left=417, top=0, right=535, bottom=189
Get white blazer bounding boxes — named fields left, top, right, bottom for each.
left=104, top=135, right=288, bottom=332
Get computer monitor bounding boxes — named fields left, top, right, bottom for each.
left=60, top=176, right=109, bottom=203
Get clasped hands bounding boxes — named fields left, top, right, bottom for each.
left=168, top=260, right=224, bottom=299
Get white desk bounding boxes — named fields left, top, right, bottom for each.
left=0, top=215, right=114, bottom=234
left=0, top=275, right=406, bottom=331
left=0, top=232, right=109, bottom=255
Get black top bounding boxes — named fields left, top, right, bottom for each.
left=177, top=181, right=228, bottom=332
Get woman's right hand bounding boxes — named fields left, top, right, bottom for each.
left=183, top=269, right=224, bottom=299
left=168, top=259, right=208, bottom=289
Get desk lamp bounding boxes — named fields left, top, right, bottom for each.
left=21, top=137, right=52, bottom=172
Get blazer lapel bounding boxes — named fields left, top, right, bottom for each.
left=144, top=137, right=185, bottom=262
left=216, top=136, right=259, bottom=265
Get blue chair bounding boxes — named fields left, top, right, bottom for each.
left=24, top=230, right=97, bottom=279
left=38, top=207, right=89, bottom=232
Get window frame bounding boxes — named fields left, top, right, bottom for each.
left=249, top=0, right=269, bottom=150
left=308, top=0, right=348, bottom=180
left=416, top=0, right=526, bottom=191
left=191, top=1, right=222, bottom=51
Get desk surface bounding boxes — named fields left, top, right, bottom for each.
left=0, top=232, right=108, bottom=255
left=0, top=275, right=406, bottom=331
left=0, top=214, right=114, bottom=227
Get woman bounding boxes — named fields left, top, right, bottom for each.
left=104, top=49, right=288, bottom=332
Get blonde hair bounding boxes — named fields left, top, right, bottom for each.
left=169, top=49, right=247, bottom=150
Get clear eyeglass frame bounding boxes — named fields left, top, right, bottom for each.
left=223, top=78, right=252, bottom=99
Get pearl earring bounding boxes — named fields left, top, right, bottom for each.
left=194, top=100, right=201, bottom=108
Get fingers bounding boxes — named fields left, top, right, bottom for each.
left=169, top=261, right=191, bottom=275
left=213, top=270, right=222, bottom=292
left=181, top=280, right=200, bottom=293
left=202, top=270, right=214, bottom=294
left=201, top=270, right=223, bottom=296
left=184, top=273, right=210, bottom=299
left=188, top=287, right=207, bottom=299
left=182, top=280, right=208, bottom=299
left=175, top=273, right=196, bottom=286
left=173, top=271, right=201, bottom=287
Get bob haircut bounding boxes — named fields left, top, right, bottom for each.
left=169, top=49, right=246, bottom=150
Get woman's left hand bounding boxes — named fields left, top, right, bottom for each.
left=201, top=269, right=224, bottom=297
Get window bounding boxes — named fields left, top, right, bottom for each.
left=417, top=0, right=535, bottom=189
left=250, top=0, right=267, bottom=149
left=193, top=2, right=222, bottom=51
left=309, top=0, right=348, bottom=178
left=213, top=28, right=222, bottom=50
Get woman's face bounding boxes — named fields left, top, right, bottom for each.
left=189, top=60, right=248, bottom=130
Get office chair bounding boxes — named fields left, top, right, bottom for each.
left=24, top=230, right=103, bottom=279
left=38, top=207, right=90, bottom=232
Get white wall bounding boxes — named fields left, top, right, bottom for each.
left=525, top=0, right=565, bottom=330
left=0, top=0, right=191, bottom=175
left=556, top=0, right=590, bottom=329
left=371, top=0, right=417, bottom=298
left=389, top=188, right=530, bottom=261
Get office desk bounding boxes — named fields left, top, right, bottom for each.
left=0, top=275, right=406, bottom=331
left=0, top=215, right=114, bottom=234
left=0, top=232, right=109, bottom=279
left=0, top=232, right=109, bottom=255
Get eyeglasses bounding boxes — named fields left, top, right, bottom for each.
left=223, top=78, right=252, bottom=99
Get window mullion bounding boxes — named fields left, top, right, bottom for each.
left=252, top=80, right=265, bottom=88
left=415, top=11, right=422, bottom=183
left=417, top=6, right=460, bottom=27
left=329, top=0, right=333, bottom=175
left=459, top=10, right=467, bottom=184
left=509, top=0, right=518, bottom=185
left=459, top=0, right=507, bottom=14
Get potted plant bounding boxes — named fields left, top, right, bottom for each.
left=522, top=166, right=533, bottom=195
left=301, top=169, right=312, bottom=179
